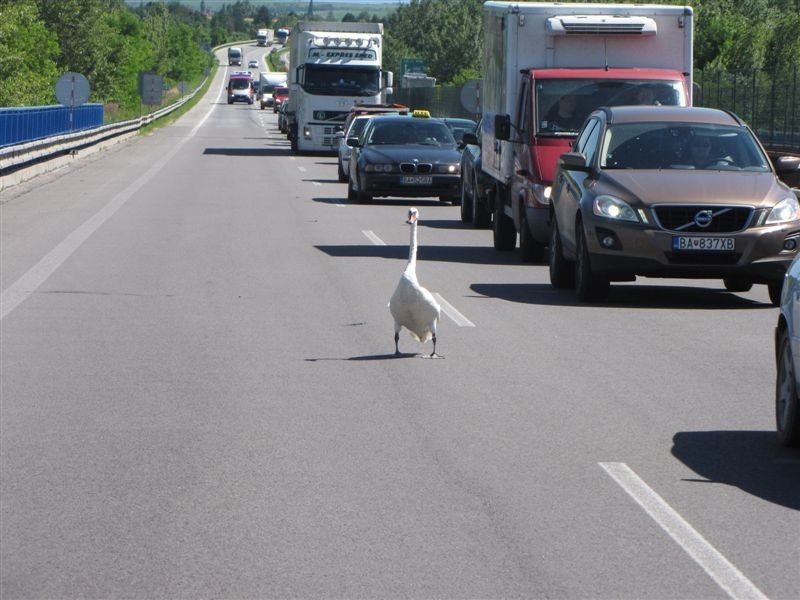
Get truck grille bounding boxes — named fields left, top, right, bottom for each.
left=652, top=205, right=753, bottom=233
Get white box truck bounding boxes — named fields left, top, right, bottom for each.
left=256, top=29, right=272, bottom=46
left=479, top=2, right=693, bottom=260
left=285, top=21, right=393, bottom=154
left=227, top=46, right=243, bottom=66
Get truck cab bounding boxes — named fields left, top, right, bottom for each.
left=495, top=69, right=689, bottom=260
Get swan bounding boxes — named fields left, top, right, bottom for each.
left=389, top=207, right=442, bottom=357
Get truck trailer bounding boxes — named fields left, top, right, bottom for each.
left=479, top=2, right=693, bottom=261
left=285, top=21, right=393, bottom=154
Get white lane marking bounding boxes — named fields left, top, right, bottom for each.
left=434, top=293, right=475, bottom=327
left=362, top=230, right=474, bottom=328
left=362, top=230, right=386, bottom=246
left=297, top=166, right=307, bottom=172
left=1, top=74, right=223, bottom=322
left=599, top=462, right=768, bottom=600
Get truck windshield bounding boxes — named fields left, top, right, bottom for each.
left=301, top=66, right=379, bottom=97
left=536, top=79, right=686, bottom=136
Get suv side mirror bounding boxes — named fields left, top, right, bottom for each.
left=559, top=151, right=591, bottom=172
left=462, top=132, right=478, bottom=146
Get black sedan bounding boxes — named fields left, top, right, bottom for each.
left=346, top=113, right=462, bottom=204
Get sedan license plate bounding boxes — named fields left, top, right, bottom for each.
left=400, top=175, right=433, bottom=185
left=672, top=236, right=735, bottom=251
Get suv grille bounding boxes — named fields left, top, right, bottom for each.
left=652, top=205, right=753, bottom=233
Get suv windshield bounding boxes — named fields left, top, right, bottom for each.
left=601, top=122, right=772, bottom=171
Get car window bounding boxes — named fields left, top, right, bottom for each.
left=574, top=118, right=600, bottom=158
left=601, top=123, right=772, bottom=171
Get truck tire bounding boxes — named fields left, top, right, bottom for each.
left=493, top=189, right=516, bottom=251
left=519, top=211, right=546, bottom=263
left=575, top=221, right=609, bottom=302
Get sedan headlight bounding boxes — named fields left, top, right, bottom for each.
left=364, top=163, right=395, bottom=173
left=766, top=196, right=800, bottom=224
left=592, top=195, right=639, bottom=222
left=435, top=164, right=460, bottom=174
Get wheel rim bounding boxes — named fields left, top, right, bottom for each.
left=777, top=334, right=796, bottom=433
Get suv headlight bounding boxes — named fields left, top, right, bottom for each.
left=593, top=195, right=639, bottom=222
left=766, top=196, right=800, bottom=224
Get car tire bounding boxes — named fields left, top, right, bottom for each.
left=575, top=221, right=609, bottom=302
left=472, top=175, right=491, bottom=229
left=347, top=176, right=358, bottom=202
left=723, top=277, right=753, bottom=293
left=775, top=327, right=800, bottom=446
left=337, top=161, right=348, bottom=183
left=493, top=192, right=516, bottom=251
left=768, top=280, right=783, bottom=307
left=549, top=215, right=575, bottom=288
left=460, top=176, right=473, bottom=223
left=519, top=211, right=546, bottom=263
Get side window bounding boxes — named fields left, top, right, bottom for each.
left=574, top=118, right=600, bottom=160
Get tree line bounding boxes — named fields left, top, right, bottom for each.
left=1, top=0, right=798, bottom=115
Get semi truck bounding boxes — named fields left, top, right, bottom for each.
left=227, top=46, right=243, bottom=66
left=256, top=29, right=273, bottom=46
left=478, top=2, right=694, bottom=261
left=285, top=21, right=393, bottom=154
left=276, top=28, right=290, bottom=45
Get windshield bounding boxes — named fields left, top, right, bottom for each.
left=367, top=119, right=455, bottom=146
left=601, top=122, right=772, bottom=171
left=230, top=79, right=250, bottom=90
left=301, top=66, right=379, bottom=97
left=536, top=79, right=686, bottom=136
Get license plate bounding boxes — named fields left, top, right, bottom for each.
left=672, top=236, right=735, bottom=251
left=400, top=175, right=432, bottom=185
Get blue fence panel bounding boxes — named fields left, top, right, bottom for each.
left=0, top=104, right=104, bottom=147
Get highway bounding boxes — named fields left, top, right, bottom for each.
left=1, top=46, right=798, bottom=599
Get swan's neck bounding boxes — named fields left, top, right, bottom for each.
left=404, top=221, right=418, bottom=278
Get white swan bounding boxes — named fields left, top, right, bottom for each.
left=389, top=207, right=442, bottom=357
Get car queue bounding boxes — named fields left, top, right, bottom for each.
left=237, top=51, right=800, bottom=448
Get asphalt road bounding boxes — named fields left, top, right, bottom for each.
left=1, top=47, right=798, bottom=599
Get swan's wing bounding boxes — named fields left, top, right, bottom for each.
left=389, top=276, right=441, bottom=341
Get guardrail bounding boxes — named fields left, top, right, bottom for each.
left=0, top=85, right=205, bottom=191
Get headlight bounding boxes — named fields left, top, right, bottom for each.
left=592, top=195, right=639, bottom=222
left=364, top=163, right=395, bottom=173
left=766, top=196, right=800, bottom=224
left=435, top=164, right=460, bottom=174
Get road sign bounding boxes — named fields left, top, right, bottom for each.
left=55, top=72, right=90, bottom=108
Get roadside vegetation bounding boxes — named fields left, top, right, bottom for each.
left=1, top=0, right=798, bottom=115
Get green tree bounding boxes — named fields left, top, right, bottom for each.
left=384, top=0, right=482, bottom=86
left=0, top=0, right=60, bottom=106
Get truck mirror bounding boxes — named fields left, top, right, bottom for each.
left=495, top=114, right=511, bottom=141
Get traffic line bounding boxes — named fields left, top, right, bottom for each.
left=434, top=293, right=475, bottom=327
left=599, top=462, right=768, bottom=600
left=362, top=230, right=474, bottom=327
left=1, top=84, right=221, bottom=323
left=362, top=229, right=386, bottom=245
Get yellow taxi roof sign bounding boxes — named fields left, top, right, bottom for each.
left=411, top=109, right=431, bottom=118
